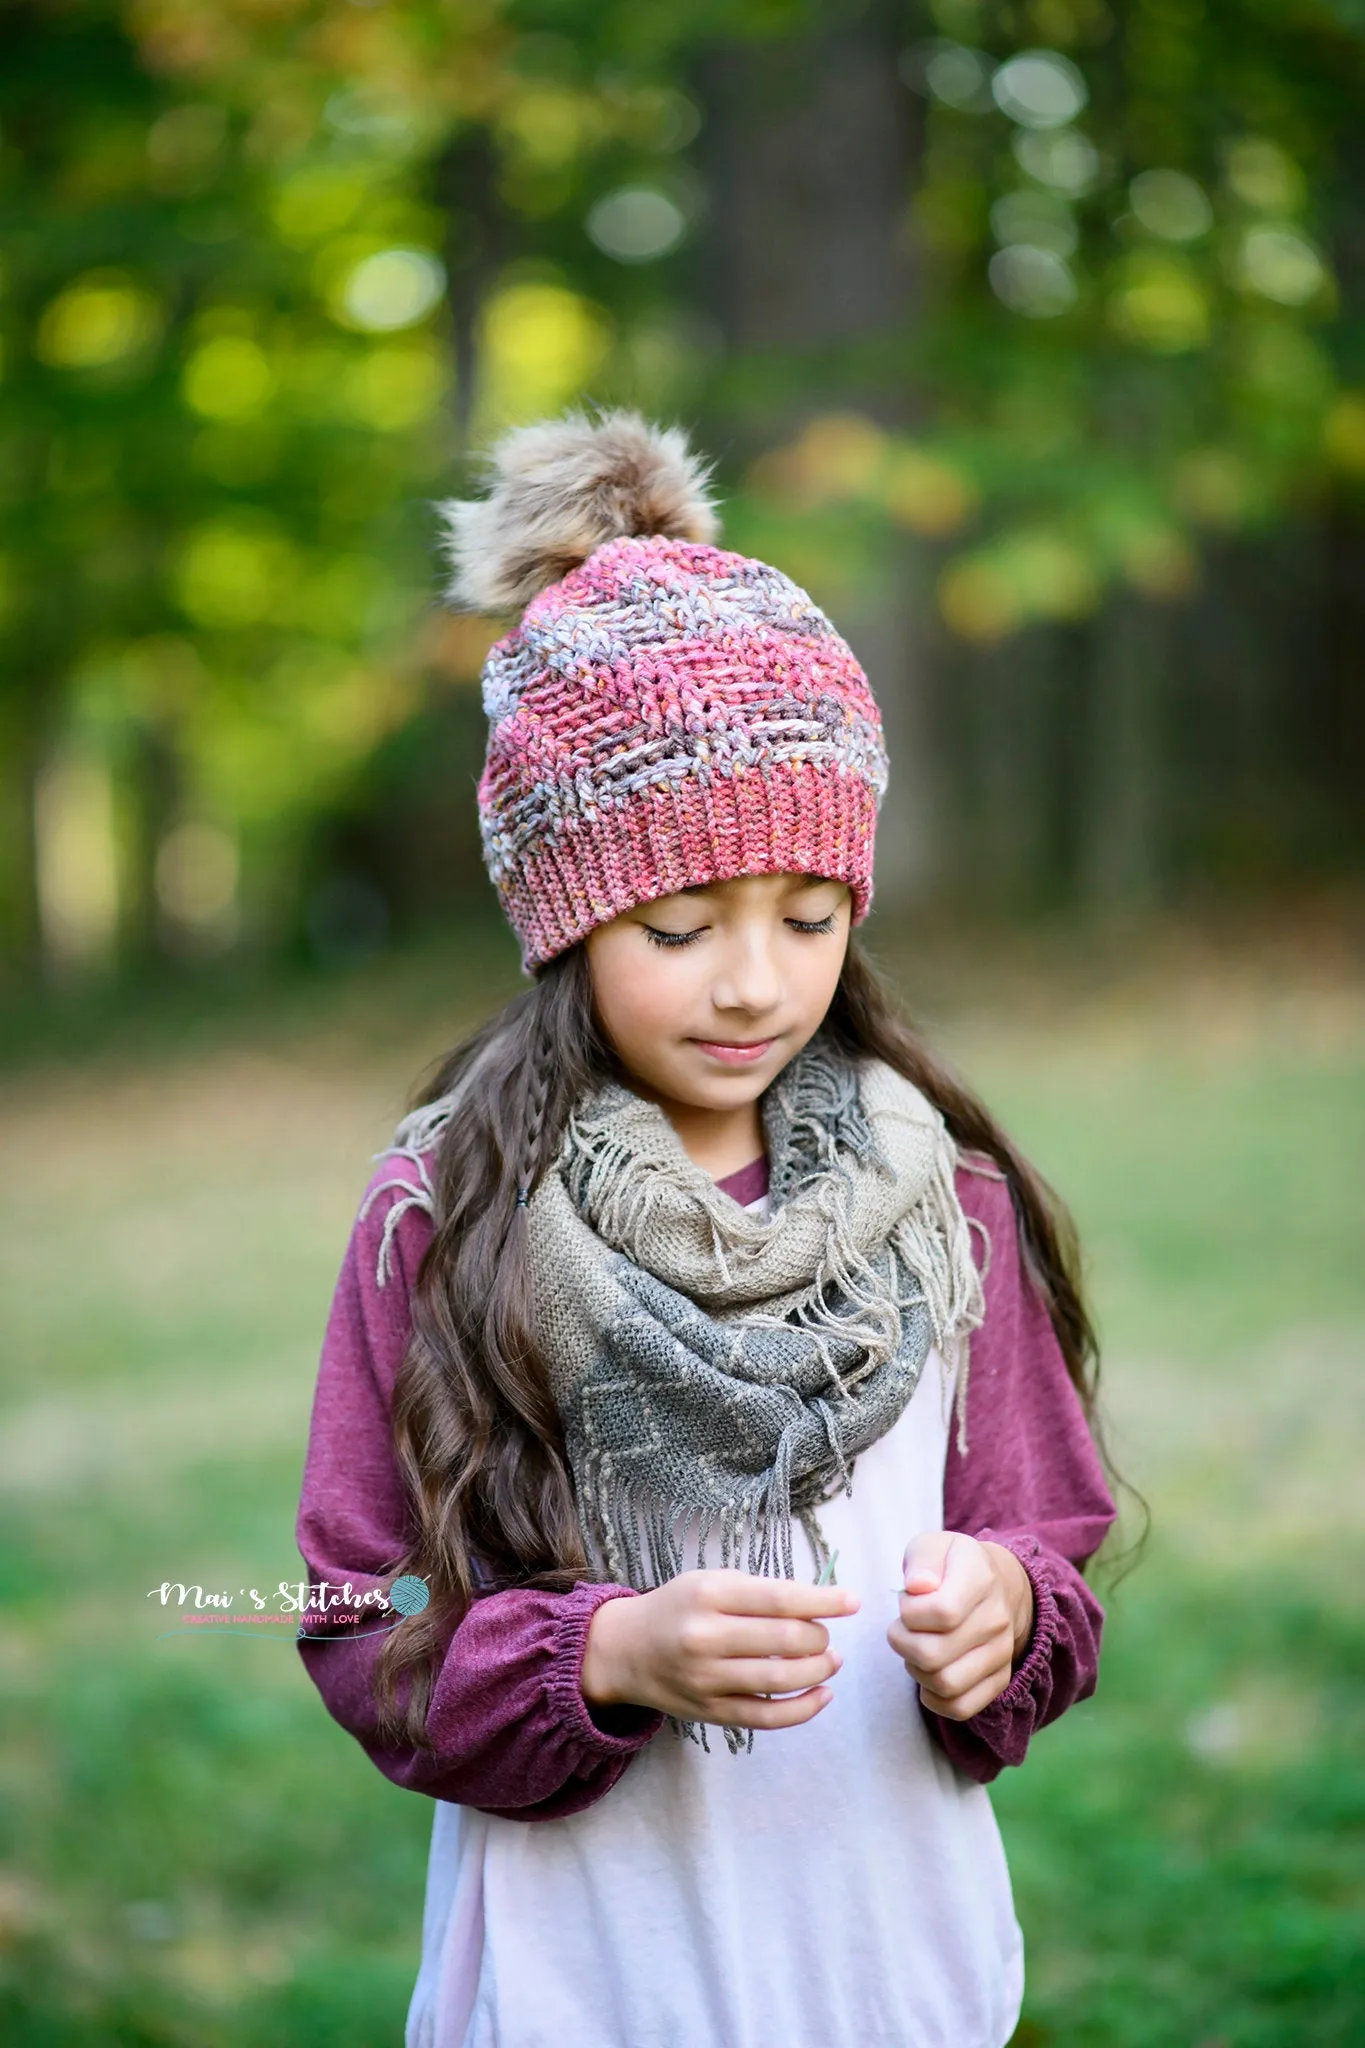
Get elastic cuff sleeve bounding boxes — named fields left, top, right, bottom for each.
left=972, top=1532, right=1061, bottom=1720
left=547, top=1582, right=666, bottom=1753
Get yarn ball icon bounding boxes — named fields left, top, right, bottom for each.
left=387, top=1575, right=430, bottom=1617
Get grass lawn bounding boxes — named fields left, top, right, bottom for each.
left=2, top=921, right=1362, bottom=2045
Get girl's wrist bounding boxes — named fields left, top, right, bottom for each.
left=981, top=1541, right=1035, bottom=1664
left=580, top=1589, right=635, bottom=1707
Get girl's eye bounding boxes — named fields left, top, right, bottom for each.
left=642, top=913, right=837, bottom=947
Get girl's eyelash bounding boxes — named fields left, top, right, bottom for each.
left=642, top=912, right=837, bottom=949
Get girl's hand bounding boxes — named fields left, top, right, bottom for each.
left=581, top=1569, right=860, bottom=1732
left=886, top=1531, right=1034, bottom=1722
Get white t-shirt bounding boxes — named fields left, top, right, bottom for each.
left=405, top=1176, right=1024, bottom=2048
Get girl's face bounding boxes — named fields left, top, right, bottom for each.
left=583, top=871, right=853, bottom=1119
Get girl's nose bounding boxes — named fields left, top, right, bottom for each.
left=711, top=936, right=783, bottom=1016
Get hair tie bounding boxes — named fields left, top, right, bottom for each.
left=515, top=1188, right=530, bottom=1208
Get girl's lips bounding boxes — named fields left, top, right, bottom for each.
left=689, top=1037, right=775, bottom=1065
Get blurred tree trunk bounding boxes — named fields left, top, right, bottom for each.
left=0, top=695, right=46, bottom=984
left=969, top=628, right=1068, bottom=912
left=1324, top=498, right=1365, bottom=862
left=1079, top=593, right=1164, bottom=912
left=121, top=720, right=179, bottom=966
left=435, top=127, right=509, bottom=458
left=691, top=1, right=937, bottom=915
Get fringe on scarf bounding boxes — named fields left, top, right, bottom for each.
left=574, top=1422, right=835, bottom=1755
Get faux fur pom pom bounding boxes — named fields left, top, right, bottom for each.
left=437, top=407, right=721, bottom=613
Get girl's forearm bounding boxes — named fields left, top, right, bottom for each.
left=928, top=1164, right=1118, bottom=1779
left=297, top=1578, right=662, bottom=1820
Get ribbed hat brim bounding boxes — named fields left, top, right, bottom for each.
left=497, top=760, right=879, bottom=972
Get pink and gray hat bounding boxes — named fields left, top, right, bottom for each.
left=438, top=410, right=889, bottom=973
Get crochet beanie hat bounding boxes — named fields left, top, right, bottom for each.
left=438, top=409, right=889, bottom=974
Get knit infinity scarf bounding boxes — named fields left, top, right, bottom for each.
left=529, top=1035, right=984, bottom=1743
left=382, top=1034, right=985, bottom=1752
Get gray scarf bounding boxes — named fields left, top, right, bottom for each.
left=384, top=1034, right=985, bottom=1751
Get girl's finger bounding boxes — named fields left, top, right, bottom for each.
left=917, top=1669, right=1010, bottom=1722
left=703, top=1685, right=833, bottom=1731
left=710, top=1649, right=841, bottom=1697
left=701, top=1571, right=860, bottom=1622
left=708, top=1616, right=831, bottom=1661
left=886, top=1613, right=992, bottom=1674
left=913, top=1636, right=1008, bottom=1703
left=897, top=1578, right=982, bottom=1636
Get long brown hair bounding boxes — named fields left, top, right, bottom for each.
left=371, top=933, right=1137, bottom=1749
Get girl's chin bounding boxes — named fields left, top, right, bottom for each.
left=650, top=1063, right=771, bottom=1108
left=691, top=1073, right=770, bottom=1096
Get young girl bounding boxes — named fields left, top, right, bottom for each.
left=294, top=410, right=1118, bottom=2048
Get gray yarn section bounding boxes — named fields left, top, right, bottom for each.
left=568, top=1257, right=933, bottom=1579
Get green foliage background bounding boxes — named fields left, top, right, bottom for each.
left=2, top=0, right=1362, bottom=989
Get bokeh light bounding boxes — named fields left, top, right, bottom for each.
left=991, top=50, right=1088, bottom=130
left=1118, top=524, right=1200, bottom=602
left=923, top=42, right=995, bottom=111
left=1234, top=228, right=1328, bottom=307
left=182, top=335, right=275, bottom=419
left=586, top=187, right=688, bottom=263
left=343, top=344, right=448, bottom=431
left=1129, top=170, right=1213, bottom=243
left=33, top=752, right=119, bottom=966
left=1109, top=254, right=1212, bottom=353
left=883, top=447, right=977, bottom=537
left=155, top=820, right=240, bottom=940
left=989, top=244, right=1077, bottom=318
left=1173, top=447, right=1259, bottom=529
left=1223, top=137, right=1306, bottom=214
left=1323, top=394, right=1365, bottom=473
left=477, top=281, right=613, bottom=425
left=36, top=272, right=162, bottom=369
left=174, top=517, right=300, bottom=629
left=271, top=166, right=368, bottom=244
left=340, top=249, right=446, bottom=332
left=1012, top=126, right=1104, bottom=196
left=991, top=189, right=1079, bottom=258
left=937, top=554, right=1024, bottom=643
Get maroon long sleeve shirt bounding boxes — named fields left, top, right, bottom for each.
left=294, top=1149, right=1117, bottom=1818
